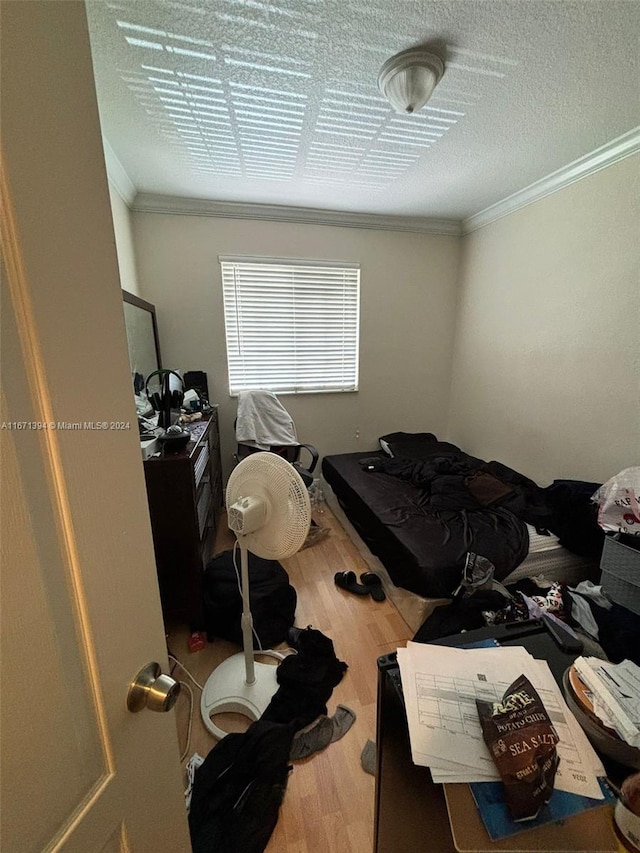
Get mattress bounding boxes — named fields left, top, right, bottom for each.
left=322, top=451, right=529, bottom=598
left=322, top=451, right=599, bottom=633
left=509, top=525, right=599, bottom=584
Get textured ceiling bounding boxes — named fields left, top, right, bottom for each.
left=86, top=0, right=640, bottom=220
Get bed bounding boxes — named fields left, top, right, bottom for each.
left=322, top=434, right=602, bottom=632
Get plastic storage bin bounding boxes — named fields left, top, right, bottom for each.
left=600, top=533, right=640, bottom=615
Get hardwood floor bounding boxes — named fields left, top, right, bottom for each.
left=166, top=504, right=413, bottom=853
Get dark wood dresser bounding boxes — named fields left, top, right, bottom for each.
left=143, top=408, right=223, bottom=629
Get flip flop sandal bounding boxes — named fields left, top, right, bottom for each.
left=334, top=570, right=370, bottom=596
left=360, top=572, right=386, bottom=601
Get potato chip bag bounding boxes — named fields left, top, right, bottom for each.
left=476, top=674, right=559, bottom=821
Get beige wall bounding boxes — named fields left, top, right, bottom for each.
left=448, top=154, right=640, bottom=485
left=133, top=213, right=460, bottom=477
left=108, top=182, right=140, bottom=296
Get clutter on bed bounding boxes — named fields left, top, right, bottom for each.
left=323, top=449, right=529, bottom=596
left=323, top=433, right=604, bottom=631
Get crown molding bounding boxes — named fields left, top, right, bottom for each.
left=130, top=194, right=462, bottom=236
left=462, top=127, right=640, bottom=234
left=102, top=137, right=136, bottom=206
left=103, top=128, right=638, bottom=237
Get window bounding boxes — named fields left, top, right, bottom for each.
left=220, top=256, right=360, bottom=395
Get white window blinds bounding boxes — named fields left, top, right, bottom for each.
left=220, top=256, right=360, bottom=395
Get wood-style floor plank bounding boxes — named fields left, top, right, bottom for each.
left=167, top=504, right=413, bottom=853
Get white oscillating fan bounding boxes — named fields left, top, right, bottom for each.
left=201, top=452, right=311, bottom=739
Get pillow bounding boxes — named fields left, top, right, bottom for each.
left=378, top=431, right=461, bottom=459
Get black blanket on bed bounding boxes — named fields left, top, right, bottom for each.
left=322, top=451, right=530, bottom=597
left=322, top=435, right=602, bottom=599
left=361, top=453, right=551, bottom=526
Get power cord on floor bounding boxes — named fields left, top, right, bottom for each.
left=169, top=652, right=205, bottom=690
left=168, top=652, right=205, bottom=762
left=177, top=681, right=194, bottom=763
left=232, top=539, right=264, bottom=652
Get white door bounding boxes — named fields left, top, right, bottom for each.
left=1, top=2, right=191, bottom=851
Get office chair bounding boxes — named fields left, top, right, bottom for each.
left=234, top=390, right=319, bottom=487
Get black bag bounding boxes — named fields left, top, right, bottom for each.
left=203, top=549, right=297, bottom=648
left=189, top=718, right=294, bottom=853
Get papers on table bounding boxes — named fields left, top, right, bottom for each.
left=573, top=656, right=640, bottom=747
left=396, top=641, right=605, bottom=799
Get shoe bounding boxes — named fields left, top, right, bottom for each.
left=360, top=572, right=386, bottom=601
left=334, top=570, right=370, bottom=596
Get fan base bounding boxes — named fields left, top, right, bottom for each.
left=200, top=650, right=285, bottom=739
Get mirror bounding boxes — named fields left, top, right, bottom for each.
left=122, top=289, right=161, bottom=394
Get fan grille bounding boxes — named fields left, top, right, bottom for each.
left=226, top=452, right=311, bottom=559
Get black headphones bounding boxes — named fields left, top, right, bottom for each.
left=145, top=369, right=185, bottom=419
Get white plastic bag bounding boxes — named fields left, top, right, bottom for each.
left=592, top=467, right=640, bottom=536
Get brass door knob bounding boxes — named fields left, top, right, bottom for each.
left=127, top=662, right=180, bottom=713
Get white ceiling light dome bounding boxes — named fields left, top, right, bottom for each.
left=378, top=46, right=445, bottom=114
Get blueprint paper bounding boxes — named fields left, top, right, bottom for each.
left=397, top=642, right=604, bottom=799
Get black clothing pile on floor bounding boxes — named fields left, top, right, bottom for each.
left=189, top=719, right=294, bottom=853
left=262, top=626, right=348, bottom=730
left=562, top=590, right=640, bottom=666
left=413, top=577, right=640, bottom=667
left=189, top=627, right=348, bottom=853
left=412, top=587, right=526, bottom=642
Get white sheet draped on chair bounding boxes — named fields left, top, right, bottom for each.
left=235, top=390, right=299, bottom=450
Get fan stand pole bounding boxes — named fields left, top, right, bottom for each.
left=200, top=452, right=311, bottom=739
left=200, top=542, right=285, bottom=739
left=239, top=544, right=255, bottom=684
